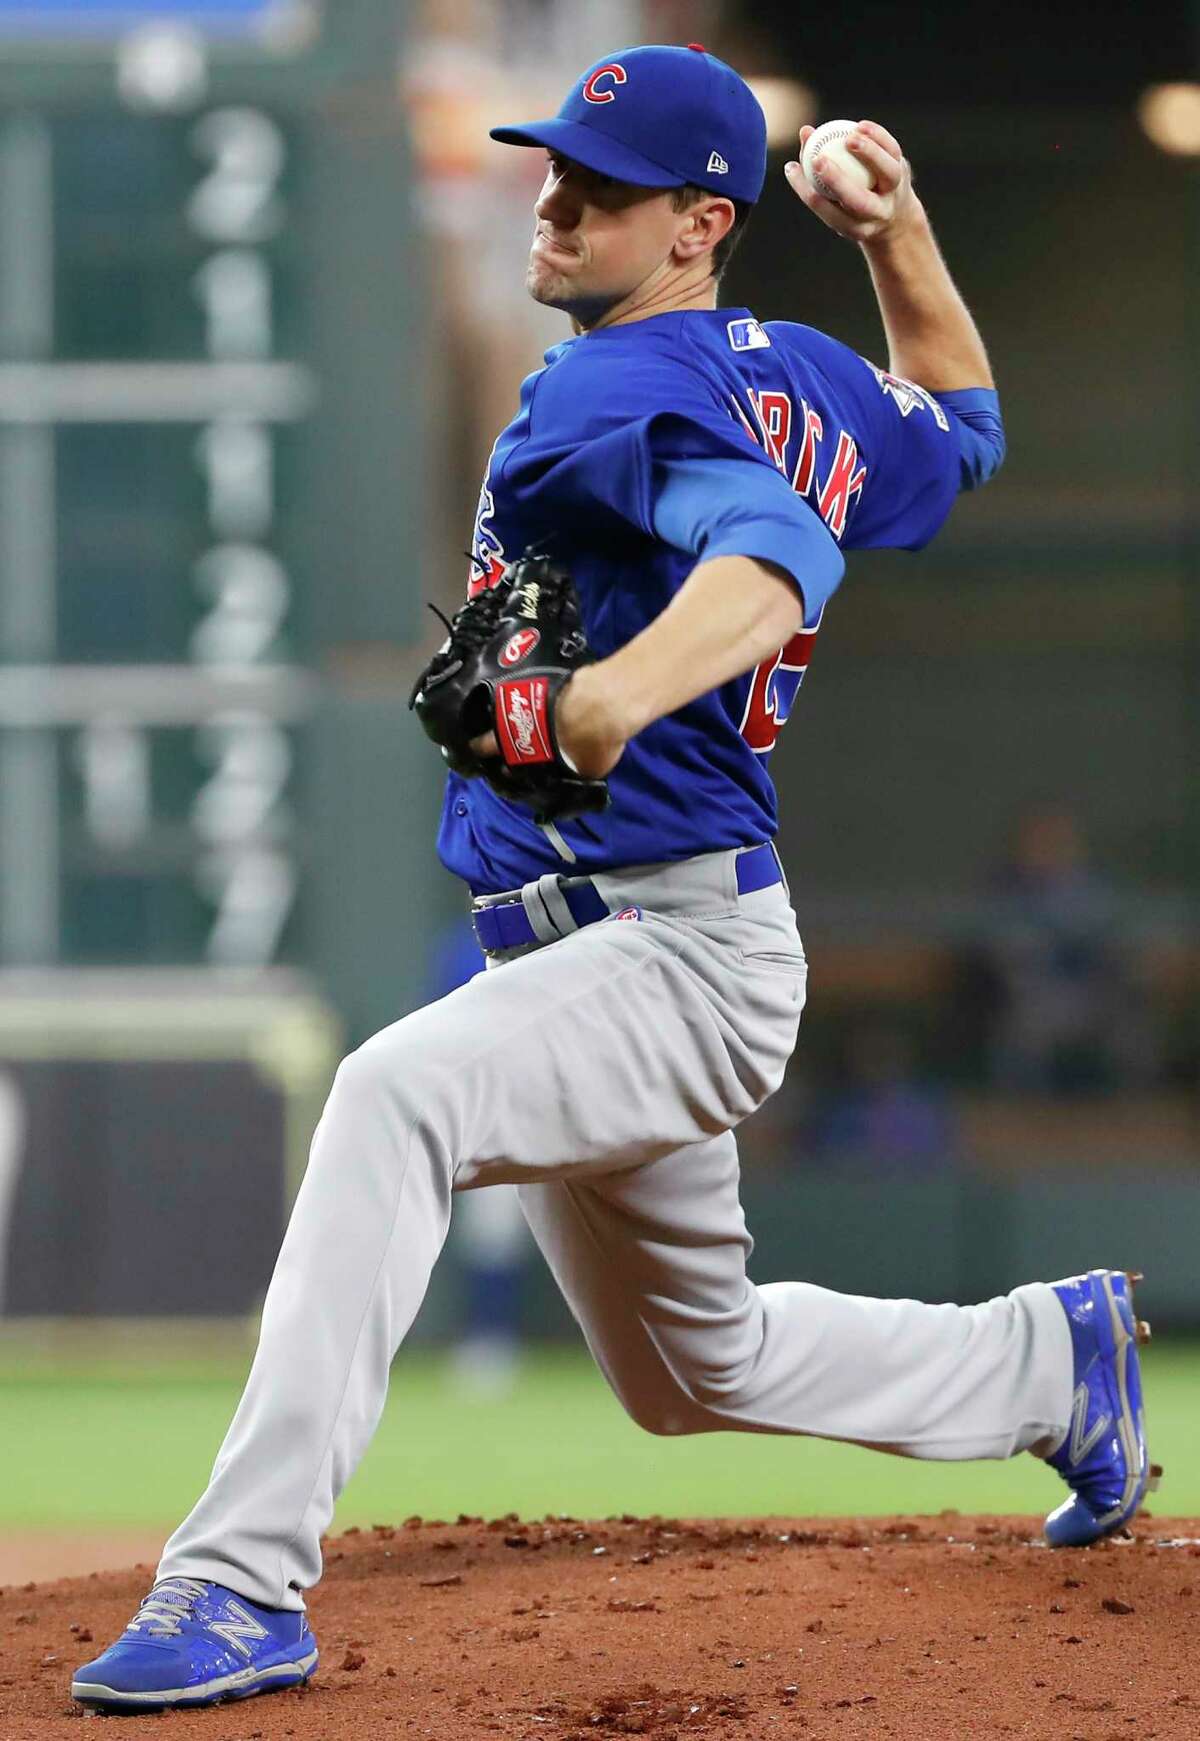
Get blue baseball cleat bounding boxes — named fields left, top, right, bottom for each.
left=1044, top=1269, right=1160, bottom=1548
left=70, top=1576, right=318, bottom=1711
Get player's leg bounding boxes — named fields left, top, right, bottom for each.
left=153, top=879, right=802, bottom=1611
left=528, top=1153, right=1155, bottom=1544
left=520, top=1129, right=1074, bottom=1459
left=450, top=1182, right=531, bottom=1394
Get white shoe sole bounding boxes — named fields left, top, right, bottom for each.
left=71, top=1645, right=318, bottom=1709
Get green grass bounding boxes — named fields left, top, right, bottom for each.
left=3, top=1342, right=1196, bottom=1533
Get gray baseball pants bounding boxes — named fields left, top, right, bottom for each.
left=158, top=848, right=1072, bottom=1611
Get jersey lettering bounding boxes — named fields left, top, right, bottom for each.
left=738, top=389, right=863, bottom=539
left=817, top=430, right=867, bottom=539
left=468, top=444, right=509, bottom=596
left=739, top=611, right=823, bottom=755
left=791, top=400, right=824, bottom=499
left=748, top=389, right=792, bottom=472
left=729, top=393, right=761, bottom=443
left=732, top=393, right=832, bottom=756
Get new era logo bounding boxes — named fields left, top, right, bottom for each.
left=706, top=150, right=729, bottom=175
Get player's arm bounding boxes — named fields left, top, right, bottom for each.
left=785, top=121, right=1005, bottom=495
left=468, top=553, right=803, bottom=780
left=554, top=454, right=844, bottom=778
left=556, top=552, right=803, bottom=776
left=784, top=120, right=992, bottom=393
left=470, top=454, right=842, bottom=780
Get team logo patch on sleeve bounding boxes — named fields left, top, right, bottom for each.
left=869, top=363, right=950, bottom=431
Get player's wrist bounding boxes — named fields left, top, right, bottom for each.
left=858, top=193, right=930, bottom=258
left=555, top=663, right=631, bottom=780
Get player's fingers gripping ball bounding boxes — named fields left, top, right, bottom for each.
left=800, top=119, right=879, bottom=204
left=410, top=552, right=610, bottom=826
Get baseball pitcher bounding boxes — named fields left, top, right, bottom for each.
left=73, top=44, right=1153, bottom=1714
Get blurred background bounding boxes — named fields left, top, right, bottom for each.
left=0, top=0, right=1197, bottom=1580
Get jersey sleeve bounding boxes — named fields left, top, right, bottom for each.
left=514, top=349, right=846, bottom=622
left=841, top=356, right=962, bottom=550
left=507, top=343, right=798, bottom=542
left=649, top=454, right=845, bottom=626
left=933, top=387, right=1006, bottom=490
left=775, top=327, right=1003, bottom=552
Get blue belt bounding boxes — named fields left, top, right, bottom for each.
left=471, top=843, right=782, bottom=956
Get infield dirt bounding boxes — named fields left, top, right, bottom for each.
left=2, top=1513, right=1198, bottom=1739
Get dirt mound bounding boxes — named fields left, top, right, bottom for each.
left=2, top=1513, right=1198, bottom=1738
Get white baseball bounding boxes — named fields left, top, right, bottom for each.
left=800, top=119, right=877, bottom=204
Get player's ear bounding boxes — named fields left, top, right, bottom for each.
left=673, top=195, right=735, bottom=264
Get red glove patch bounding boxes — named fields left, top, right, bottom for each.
left=494, top=676, right=554, bottom=766
left=499, top=627, right=540, bottom=668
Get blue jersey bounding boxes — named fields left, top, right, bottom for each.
left=438, top=307, right=1002, bottom=894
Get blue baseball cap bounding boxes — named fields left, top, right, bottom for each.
left=490, top=43, right=768, bottom=206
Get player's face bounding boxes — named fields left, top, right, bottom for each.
left=527, top=152, right=699, bottom=323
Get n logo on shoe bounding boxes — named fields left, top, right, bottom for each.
left=210, top=1600, right=270, bottom=1659
left=1067, top=1382, right=1111, bottom=1466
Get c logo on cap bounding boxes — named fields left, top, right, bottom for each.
left=582, top=63, right=627, bottom=104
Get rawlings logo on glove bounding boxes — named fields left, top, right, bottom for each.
left=496, top=676, right=552, bottom=764
left=409, top=553, right=610, bottom=825
left=499, top=628, right=540, bottom=668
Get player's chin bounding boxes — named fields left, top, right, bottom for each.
left=525, top=259, right=575, bottom=308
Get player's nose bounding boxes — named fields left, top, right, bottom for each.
left=535, top=166, right=583, bottom=228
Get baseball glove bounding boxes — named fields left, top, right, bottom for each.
left=409, top=552, right=610, bottom=826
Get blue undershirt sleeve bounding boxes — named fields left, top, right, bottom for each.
left=933, top=387, right=1006, bottom=490
left=650, top=454, right=846, bottom=625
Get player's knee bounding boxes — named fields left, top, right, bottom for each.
left=329, top=1039, right=399, bottom=1113
left=608, top=1379, right=707, bottom=1437
left=329, top=1027, right=457, bottom=1144
left=622, top=1397, right=697, bottom=1436
left=602, top=1349, right=764, bottom=1436
left=676, top=1360, right=760, bottom=1420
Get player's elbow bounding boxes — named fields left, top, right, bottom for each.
left=944, top=398, right=1007, bottom=491
left=752, top=557, right=807, bottom=643
left=965, top=416, right=1006, bottom=488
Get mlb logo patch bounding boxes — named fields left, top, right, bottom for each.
left=727, top=318, right=771, bottom=353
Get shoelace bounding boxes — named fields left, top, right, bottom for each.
left=125, top=1577, right=209, bottom=1638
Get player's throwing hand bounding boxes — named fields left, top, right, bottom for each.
left=785, top=120, right=916, bottom=245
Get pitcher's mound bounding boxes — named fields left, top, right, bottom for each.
left=3, top=1514, right=1198, bottom=1739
